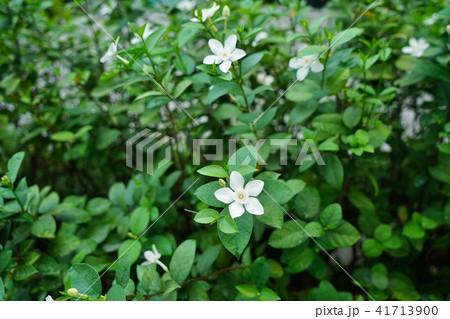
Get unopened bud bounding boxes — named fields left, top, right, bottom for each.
left=67, top=288, right=79, bottom=297
left=222, top=5, right=230, bottom=17
left=1, top=175, right=12, bottom=188
left=219, top=179, right=227, bottom=187
left=446, top=25, right=450, bottom=35
left=116, top=55, right=129, bottom=65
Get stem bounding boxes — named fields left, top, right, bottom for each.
left=320, top=40, right=331, bottom=89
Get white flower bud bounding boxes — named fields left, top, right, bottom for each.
left=222, top=5, right=230, bottom=18
left=67, top=288, right=79, bottom=297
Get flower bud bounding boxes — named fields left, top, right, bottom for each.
left=1, top=175, right=12, bottom=188
left=222, top=5, right=230, bottom=17
left=67, top=288, right=79, bottom=297
left=219, top=179, right=227, bottom=187
left=447, top=25, right=450, bottom=35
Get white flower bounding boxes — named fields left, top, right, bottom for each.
left=402, top=38, right=429, bottom=57
left=100, top=37, right=119, bottom=63
left=424, top=13, right=438, bottom=26
left=177, top=0, right=196, bottom=11
left=256, top=71, right=275, bottom=86
left=45, top=295, right=54, bottom=301
left=214, top=171, right=264, bottom=219
left=252, top=31, right=268, bottom=47
left=142, top=244, right=168, bottom=271
left=289, top=53, right=324, bottom=81
left=191, top=2, right=220, bottom=22
left=131, top=24, right=154, bottom=44
left=203, top=35, right=246, bottom=73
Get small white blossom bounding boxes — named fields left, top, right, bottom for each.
left=252, top=31, right=268, bottom=47
left=177, top=0, right=196, bottom=11
left=203, top=35, right=246, bottom=73
left=424, top=13, right=438, bottom=26
left=100, top=37, right=119, bottom=63
left=402, top=38, right=429, bottom=57
left=289, top=51, right=324, bottom=81
left=131, top=24, right=155, bottom=44
left=45, top=295, right=54, bottom=301
left=256, top=70, right=275, bottom=86
left=214, top=171, right=264, bottom=219
left=142, top=244, right=168, bottom=271
left=191, top=2, right=220, bottom=22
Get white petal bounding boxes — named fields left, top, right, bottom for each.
left=311, top=60, right=324, bottom=73
left=289, top=57, right=303, bottom=69
left=214, top=187, right=235, bottom=204
left=141, top=261, right=151, bottom=266
left=245, top=180, right=264, bottom=196
left=100, top=54, right=111, bottom=63
left=244, top=197, right=264, bottom=215
left=409, top=38, right=418, bottom=47
left=296, top=67, right=309, bottom=81
left=230, top=171, right=245, bottom=191
left=402, top=46, right=413, bottom=54
left=229, top=201, right=245, bottom=218
left=203, top=55, right=220, bottom=64
left=208, top=39, right=223, bottom=56
left=297, top=43, right=308, bottom=52
left=219, top=59, right=232, bottom=73
left=45, top=295, right=54, bottom=301
left=225, top=35, right=237, bottom=53
left=230, top=48, right=246, bottom=62
left=144, top=251, right=156, bottom=262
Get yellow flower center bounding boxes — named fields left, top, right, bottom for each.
left=222, top=53, right=228, bottom=58
left=304, top=59, right=309, bottom=64
left=238, top=194, right=244, bottom=200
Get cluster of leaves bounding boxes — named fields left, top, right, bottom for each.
left=1, top=0, right=449, bottom=301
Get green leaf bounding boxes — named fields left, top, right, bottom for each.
left=402, top=221, right=425, bottom=239
left=268, top=220, right=308, bottom=249
left=305, top=221, right=324, bottom=237
left=355, top=129, right=370, bottom=146
left=170, top=239, right=196, bottom=283
left=320, top=203, right=343, bottom=229
left=197, top=165, right=228, bottom=178
left=374, top=224, right=392, bottom=242
left=330, top=28, right=363, bottom=47
left=118, top=240, right=142, bottom=266
left=235, top=165, right=258, bottom=176
left=50, top=131, right=76, bottom=142
left=31, top=214, right=56, bottom=238
left=371, top=263, right=388, bottom=290
left=323, top=221, right=360, bottom=248
left=145, top=27, right=167, bottom=52
left=196, top=245, right=221, bottom=276
left=5, top=152, right=25, bottom=183
left=297, top=45, right=325, bottom=57
left=14, top=264, right=38, bottom=281
left=194, top=181, right=226, bottom=207
left=64, top=263, right=102, bottom=298
left=194, top=208, right=221, bottom=224
left=236, top=284, right=259, bottom=298
left=362, top=238, right=383, bottom=257
left=312, top=113, right=347, bottom=134
left=259, top=288, right=281, bottom=301
left=317, top=155, right=344, bottom=189
left=325, top=69, right=350, bottom=94
left=0, top=277, right=4, bottom=300
left=286, top=247, right=315, bottom=274
left=218, top=208, right=239, bottom=233
left=241, top=52, right=265, bottom=75
left=142, top=263, right=157, bottom=293
left=294, top=187, right=321, bottom=219
left=116, top=256, right=130, bottom=289
left=208, top=81, right=240, bottom=105
left=218, top=213, right=253, bottom=258
left=343, top=106, right=362, bottom=128
left=107, top=285, right=126, bottom=301
left=0, top=250, right=12, bottom=274
left=130, top=207, right=150, bottom=235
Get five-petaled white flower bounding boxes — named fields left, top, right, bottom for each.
left=402, top=38, right=429, bottom=57
left=203, top=35, right=246, bottom=73
left=214, top=171, right=264, bottom=219
left=142, top=244, right=168, bottom=271
left=191, top=2, right=220, bottom=22
left=100, top=37, right=119, bottom=63
left=289, top=53, right=324, bottom=81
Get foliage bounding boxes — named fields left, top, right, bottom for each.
left=0, top=0, right=449, bottom=301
